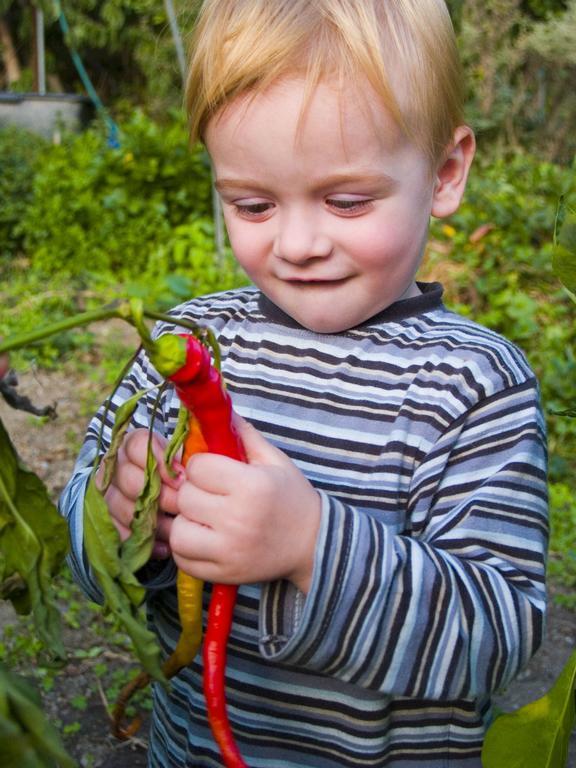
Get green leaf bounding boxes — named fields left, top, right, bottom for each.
left=0, top=662, right=76, bottom=768
left=164, top=404, right=189, bottom=474
left=119, top=437, right=161, bottom=591
left=553, top=243, right=576, bottom=295
left=557, top=204, right=576, bottom=253
left=99, top=387, right=156, bottom=492
left=482, top=648, right=576, bottom=768
left=83, top=475, right=164, bottom=681
left=0, top=418, right=68, bottom=660
left=553, top=407, right=576, bottom=419
left=553, top=200, right=576, bottom=293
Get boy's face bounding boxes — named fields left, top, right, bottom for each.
left=206, top=79, right=442, bottom=333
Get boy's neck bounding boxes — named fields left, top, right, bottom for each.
left=257, top=282, right=444, bottom=332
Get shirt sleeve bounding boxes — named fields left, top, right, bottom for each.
left=259, top=378, right=548, bottom=700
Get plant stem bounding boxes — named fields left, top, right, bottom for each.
left=0, top=304, right=124, bottom=353
left=0, top=302, right=206, bottom=355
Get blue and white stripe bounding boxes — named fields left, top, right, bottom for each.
left=60, top=283, right=548, bottom=767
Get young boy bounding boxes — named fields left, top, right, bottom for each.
left=60, top=1, right=548, bottom=765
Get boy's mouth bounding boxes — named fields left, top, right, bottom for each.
left=283, top=276, right=350, bottom=286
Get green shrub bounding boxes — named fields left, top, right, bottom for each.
left=0, top=127, right=47, bottom=259
left=10, top=125, right=576, bottom=490
left=548, top=482, right=576, bottom=608
left=20, top=110, right=213, bottom=278
left=130, top=219, right=249, bottom=307
left=425, top=150, right=576, bottom=482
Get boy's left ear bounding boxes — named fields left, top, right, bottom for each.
left=431, top=126, right=476, bottom=219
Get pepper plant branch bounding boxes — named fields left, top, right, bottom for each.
left=0, top=301, right=208, bottom=355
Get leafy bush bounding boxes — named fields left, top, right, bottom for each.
left=0, top=269, right=98, bottom=368
left=547, top=482, right=576, bottom=608
left=0, top=127, right=47, bottom=259
left=130, top=220, right=249, bottom=309
left=425, top=150, right=576, bottom=482
left=8, top=118, right=576, bottom=490
left=20, top=110, right=213, bottom=278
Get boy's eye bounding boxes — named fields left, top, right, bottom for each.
left=326, top=198, right=373, bottom=215
left=234, top=202, right=273, bottom=218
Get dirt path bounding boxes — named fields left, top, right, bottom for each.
left=1, top=362, right=575, bottom=767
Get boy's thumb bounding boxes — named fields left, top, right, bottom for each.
left=233, top=414, right=288, bottom=467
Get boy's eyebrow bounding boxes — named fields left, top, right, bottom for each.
left=315, top=172, right=398, bottom=190
left=215, top=178, right=268, bottom=193
left=215, top=172, right=397, bottom=193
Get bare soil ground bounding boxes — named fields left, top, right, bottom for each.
left=1, top=357, right=575, bottom=767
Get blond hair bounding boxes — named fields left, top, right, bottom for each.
left=185, top=0, right=465, bottom=165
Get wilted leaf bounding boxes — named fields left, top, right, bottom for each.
left=99, top=387, right=156, bottom=493
left=120, top=437, right=161, bottom=591
left=164, top=404, right=189, bottom=473
left=482, top=648, right=576, bottom=768
left=0, top=418, right=67, bottom=660
left=553, top=199, right=576, bottom=293
left=83, top=475, right=164, bottom=681
left=0, top=662, right=76, bottom=768
left=557, top=204, right=576, bottom=253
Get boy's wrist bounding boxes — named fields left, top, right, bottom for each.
left=287, top=490, right=322, bottom=594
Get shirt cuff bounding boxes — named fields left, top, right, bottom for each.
left=258, top=491, right=396, bottom=670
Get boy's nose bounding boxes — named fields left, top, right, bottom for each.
left=273, top=210, right=333, bottom=264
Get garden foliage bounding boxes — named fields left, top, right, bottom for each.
left=0, top=112, right=575, bottom=606
left=0, top=126, right=45, bottom=260
left=0, top=113, right=245, bottom=366
left=0, top=417, right=74, bottom=767
left=427, top=152, right=576, bottom=478
left=0, top=106, right=575, bottom=764
left=18, top=110, right=213, bottom=278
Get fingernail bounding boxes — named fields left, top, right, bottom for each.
left=167, top=463, right=185, bottom=487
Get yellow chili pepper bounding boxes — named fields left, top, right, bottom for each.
left=112, top=414, right=207, bottom=739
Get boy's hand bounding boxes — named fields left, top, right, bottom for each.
left=95, top=428, right=184, bottom=559
left=171, top=417, right=321, bottom=593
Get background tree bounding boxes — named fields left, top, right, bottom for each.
left=0, top=0, right=196, bottom=113
left=454, top=0, right=575, bottom=162
left=1, top=1, right=574, bottom=161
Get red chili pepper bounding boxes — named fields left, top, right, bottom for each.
left=168, top=334, right=247, bottom=768
left=168, top=337, right=246, bottom=460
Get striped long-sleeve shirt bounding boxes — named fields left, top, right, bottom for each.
left=59, top=282, right=548, bottom=767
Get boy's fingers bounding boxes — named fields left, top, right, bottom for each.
left=182, top=417, right=291, bottom=495
left=124, top=429, right=184, bottom=488
left=104, top=486, right=136, bottom=534
left=177, top=475, right=224, bottom=519
left=158, top=484, right=181, bottom=515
